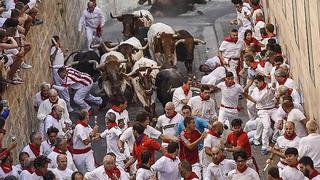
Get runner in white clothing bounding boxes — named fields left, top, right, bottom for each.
left=78, top=1, right=105, bottom=49
left=44, top=105, right=66, bottom=137
left=54, top=67, right=102, bottom=112
left=137, top=151, right=157, bottom=180
left=230, top=0, right=252, bottom=39
left=106, top=97, right=129, bottom=131
left=188, top=85, right=217, bottom=122
left=51, top=154, right=74, bottom=180
left=33, top=82, right=50, bottom=111
left=72, top=109, right=99, bottom=174
left=40, top=127, right=58, bottom=156
left=172, top=78, right=193, bottom=113
left=156, top=102, right=183, bottom=147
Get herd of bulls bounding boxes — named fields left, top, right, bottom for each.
left=67, top=9, right=206, bottom=116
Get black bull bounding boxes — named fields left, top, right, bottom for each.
left=155, top=68, right=183, bottom=107
left=138, top=0, right=207, bottom=16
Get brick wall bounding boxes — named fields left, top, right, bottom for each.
left=2, top=0, right=85, bottom=157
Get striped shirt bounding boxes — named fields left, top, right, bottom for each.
left=63, top=67, right=92, bottom=89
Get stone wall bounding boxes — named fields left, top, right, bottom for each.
left=3, top=0, right=85, bottom=155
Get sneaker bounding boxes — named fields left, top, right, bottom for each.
left=20, top=62, right=32, bottom=69
left=32, top=18, right=44, bottom=26
left=252, top=139, right=261, bottom=146
left=261, top=148, right=268, bottom=155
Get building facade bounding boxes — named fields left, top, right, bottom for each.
left=262, top=0, right=320, bottom=122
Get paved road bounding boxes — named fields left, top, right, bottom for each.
left=69, top=1, right=275, bottom=179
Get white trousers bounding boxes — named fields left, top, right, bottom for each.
left=74, top=84, right=102, bottom=110
left=218, top=108, right=239, bottom=129
left=73, top=151, right=95, bottom=174
left=253, top=109, right=275, bottom=149
left=85, top=26, right=101, bottom=50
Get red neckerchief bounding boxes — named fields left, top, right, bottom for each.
left=244, top=37, right=259, bottom=46
left=255, top=17, right=264, bottom=25
left=309, top=169, right=320, bottom=179
left=107, top=122, right=118, bottom=130
left=105, top=167, right=121, bottom=180
left=252, top=5, right=261, bottom=11
left=288, top=88, right=293, bottom=95
left=258, top=82, right=267, bottom=91
left=215, top=155, right=225, bottom=165
left=76, top=120, right=88, bottom=127
left=289, top=162, right=299, bottom=169
left=258, top=59, right=266, bottom=67
left=34, top=169, right=44, bottom=176
left=23, top=167, right=34, bottom=174
left=182, top=85, right=190, bottom=96
left=237, top=164, right=248, bottom=173
left=185, top=172, right=199, bottom=180
left=284, top=132, right=297, bottom=141
left=200, top=94, right=209, bottom=101
left=278, top=78, right=287, bottom=85
left=224, top=36, right=238, bottom=43
left=164, top=153, right=176, bottom=161
left=49, top=98, right=59, bottom=106
left=53, top=147, right=66, bottom=155
left=166, top=111, right=177, bottom=119
left=0, top=163, right=12, bottom=173
left=29, top=143, right=40, bottom=157
left=225, top=80, right=235, bottom=87
left=112, top=105, right=123, bottom=113
left=261, top=34, right=268, bottom=39
left=40, top=92, right=49, bottom=101
left=208, top=129, right=220, bottom=138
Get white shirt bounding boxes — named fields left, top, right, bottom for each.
left=204, top=56, right=221, bottom=70
left=52, top=168, right=73, bottom=180
left=48, top=151, right=77, bottom=171
left=282, top=166, right=305, bottom=180
left=299, top=133, right=320, bottom=171
left=276, top=78, right=298, bottom=90
left=136, top=167, right=155, bottom=180
left=100, top=126, right=127, bottom=163
left=119, top=125, right=161, bottom=153
left=40, top=140, right=55, bottom=156
left=72, top=124, right=92, bottom=150
left=217, top=82, right=244, bottom=113
left=22, top=144, right=43, bottom=159
left=0, top=165, right=19, bottom=179
left=106, top=109, right=129, bottom=131
left=236, top=5, right=252, bottom=28
left=50, top=46, right=64, bottom=67
left=272, top=102, right=304, bottom=123
left=156, top=113, right=183, bottom=144
left=227, top=167, right=260, bottom=180
left=253, top=21, right=265, bottom=41
left=33, top=92, right=45, bottom=110
left=204, top=159, right=236, bottom=180
left=288, top=88, right=302, bottom=104
left=78, top=7, right=105, bottom=31
left=219, top=39, right=244, bottom=59
left=251, top=86, right=275, bottom=110
left=151, top=156, right=181, bottom=180
left=37, top=98, right=71, bottom=123
left=19, top=170, right=34, bottom=180
left=203, top=134, right=222, bottom=167
left=287, top=109, right=307, bottom=137
left=44, top=114, right=65, bottom=137
left=188, top=96, right=217, bottom=121
left=84, top=165, right=128, bottom=180
left=172, top=87, right=192, bottom=113
left=4, top=0, right=15, bottom=10
left=275, top=135, right=300, bottom=168
left=201, top=66, right=226, bottom=85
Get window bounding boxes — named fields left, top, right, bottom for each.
left=292, top=0, right=299, bottom=48
left=305, top=0, right=315, bottom=84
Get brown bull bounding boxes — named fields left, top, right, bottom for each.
left=110, top=12, right=143, bottom=39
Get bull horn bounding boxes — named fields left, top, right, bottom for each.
left=105, top=44, right=119, bottom=52
left=194, top=38, right=206, bottom=45
left=90, top=44, right=100, bottom=49
left=88, top=60, right=99, bottom=70
left=110, top=12, right=120, bottom=19
left=173, top=34, right=179, bottom=38
left=68, top=61, right=80, bottom=66
left=155, top=34, right=161, bottom=39
left=134, top=42, right=149, bottom=50
left=118, top=59, right=128, bottom=63
left=175, top=39, right=186, bottom=46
